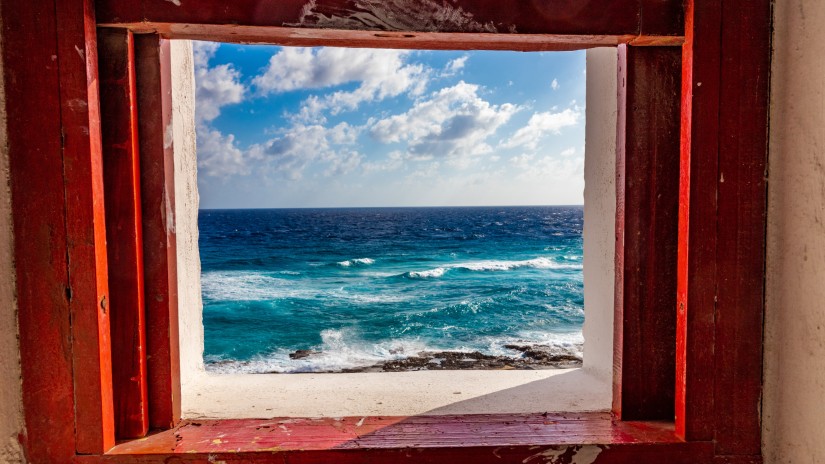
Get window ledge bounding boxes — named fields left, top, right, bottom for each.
left=181, top=368, right=611, bottom=419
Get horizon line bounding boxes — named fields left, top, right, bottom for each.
left=199, top=204, right=584, bottom=211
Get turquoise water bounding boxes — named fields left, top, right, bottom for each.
left=200, top=206, right=584, bottom=373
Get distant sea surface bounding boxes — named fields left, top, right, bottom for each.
left=199, top=206, right=584, bottom=373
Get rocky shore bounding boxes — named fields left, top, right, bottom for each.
left=295, top=344, right=582, bottom=373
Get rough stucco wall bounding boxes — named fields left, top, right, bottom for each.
left=0, top=16, right=25, bottom=463
left=763, top=0, right=825, bottom=462
left=170, top=40, right=205, bottom=392
left=582, top=48, right=617, bottom=383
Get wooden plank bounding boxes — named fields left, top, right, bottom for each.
left=98, top=27, right=150, bottom=439
left=675, top=0, right=722, bottom=441
left=77, top=414, right=712, bottom=463
left=713, top=0, right=771, bottom=457
left=96, top=0, right=684, bottom=39
left=134, top=34, right=181, bottom=430
left=613, top=44, right=681, bottom=421
left=55, top=0, right=117, bottom=454
left=0, top=0, right=78, bottom=460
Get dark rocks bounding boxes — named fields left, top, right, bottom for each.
left=289, top=349, right=320, bottom=359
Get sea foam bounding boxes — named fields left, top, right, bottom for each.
left=337, top=258, right=375, bottom=267
left=403, top=257, right=581, bottom=279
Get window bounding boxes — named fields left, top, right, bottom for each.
left=4, top=0, right=770, bottom=461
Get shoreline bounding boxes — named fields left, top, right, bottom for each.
left=206, top=344, right=583, bottom=374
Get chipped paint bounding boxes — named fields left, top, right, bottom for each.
left=74, top=45, right=85, bottom=61
left=164, top=0, right=182, bottom=5
left=288, top=0, right=502, bottom=33
left=355, top=417, right=366, bottom=427
left=164, top=121, right=174, bottom=149
left=163, top=185, right=176, bottom=234
left=522, top=445, right=604, bottom=464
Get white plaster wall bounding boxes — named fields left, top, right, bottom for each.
left=582, top=48, right=617, bottom=383
left=0, top=16, right=25, bottom=463
left=170, top=40, right=206, bottom=392
left=763, top=1, right=825, bottom=462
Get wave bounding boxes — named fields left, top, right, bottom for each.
left=402, top=257, right=581, bottom=279
left=201, top=270, right=407, bottom=302
left=337, top=258, right=375, bottom=267
left=204, top=328, right=584, bottom=374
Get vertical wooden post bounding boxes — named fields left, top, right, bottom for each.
left=1, top=0, right=78, bottom=460
left=676, top=0, right=722, bottom=441
left=713, top=0, right=771, bottom=457
left=613, top=44, right=681, bottom=421
left=98, top=27, right=150, bottom=439
left=135, top=34, right=182, bottom=430
left=55, top=0, right=117, bottom=454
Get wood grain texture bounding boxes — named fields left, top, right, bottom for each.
left=614, top=45, right=681, bottom=421
left=95, top=0, right=683, bottom=38
left=675, top=0, right=722, bottom=442
left=134, top=34, right=181, bottom=430
left=75, top=414, right=713, bottom=463
left=1, top=0, right=78, bottom=460
left=55, top=0, right=117, bottom=454
left=98, top=27, right=150, bottom=439
left=713, top=0, right=771, bottom=457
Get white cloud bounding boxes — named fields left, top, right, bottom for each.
left=252, top=122, right=363, bottom=180
left=197, top=128, right=254, bottom=177
left=502, top=106, right=581, bottom=150
left=442, top=55, right=468, bottom=77
left=253, top=47, right=428, bottom=120
left=370, top=81, right=518, bottom=162
left=551, top=78, right=560, bottom=91
left=510, top=152, right=584, bottom=181
left=193, top=42, right=245, bottom=123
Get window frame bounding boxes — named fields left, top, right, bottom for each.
left=1, top=0, right=770, bottom=462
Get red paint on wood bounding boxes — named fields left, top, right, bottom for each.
left=614, top=45, right=681, bottom=421
left=675, top=0, right=721, bottom=441
left=78, top=414, right=711, bottom=463
left=55, top=0, right=117, bottom=454
left=98, top=27, right=150, bottom=439
left=713, top=0, right=771, bottom=456
left=1, top=0, right=78, bottom=460
left=96, top=0, right=683, bottom=38
left=134, top=35, right=181, bottom=430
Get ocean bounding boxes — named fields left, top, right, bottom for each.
left=199, top=206, right=584, bottom=373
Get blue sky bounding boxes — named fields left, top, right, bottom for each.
left=194, top=42, right=585, bottom=209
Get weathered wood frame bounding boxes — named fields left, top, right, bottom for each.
left=0, top=0, right=770, bottom=462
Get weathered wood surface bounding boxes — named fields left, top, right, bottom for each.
left=95, top=0, right=683, bottom=49
left=1, top=0, right=79, bottom=459
left=98, top=27, right=150, bottom=439
left=74, top=414, right=713, bottom=463
left=57, top=0, right=118, bottom=454
left=135, top=34, right=182, bottom=431
left=614, top=44, right=681, bottom=421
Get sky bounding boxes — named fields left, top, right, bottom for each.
left=194, top=42, right=585, bottom=209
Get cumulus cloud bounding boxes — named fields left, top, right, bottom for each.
left=253, top=47, right=428, bottom=120
left=251, top=122, right=363, bottom=180
left=441, top=55, right=468, bottom=77
left=501, top=106, right=581, bottom=150
left=197, top=128, right=254, bottom=177
left=370, top=81, right=518, bottom=162
left=193, top=42, right=245, bottom=123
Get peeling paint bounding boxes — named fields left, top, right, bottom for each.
left=288, top=0, right=502, bottom=33
left=355, top=417, right=366, bottom=427
left=74, top=45, right=85, bottom=61
left=522, top=445, right=604, bottom=464
left=164, top=121, right=174, bottom=150
left=164, top=0, right=182, bottom=5
left=164, top=186, right=176, bottom=235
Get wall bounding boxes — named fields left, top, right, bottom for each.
left=762, top=0, right=825, bottom=462
left=170, top=40, right=205, bottom=392
left=582, top=47, right=617, bottom=383
left=0, top=13, right=25, bottom=462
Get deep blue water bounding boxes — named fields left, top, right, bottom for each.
left=199, top=206, right=584, bottom=373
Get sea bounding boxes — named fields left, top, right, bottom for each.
left=199, top=206, right=584, bottom=373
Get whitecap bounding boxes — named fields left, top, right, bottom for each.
left=337, top=258, right=375, bottom=267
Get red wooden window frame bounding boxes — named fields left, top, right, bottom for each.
left=1, top=0, right=770, bottom=462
